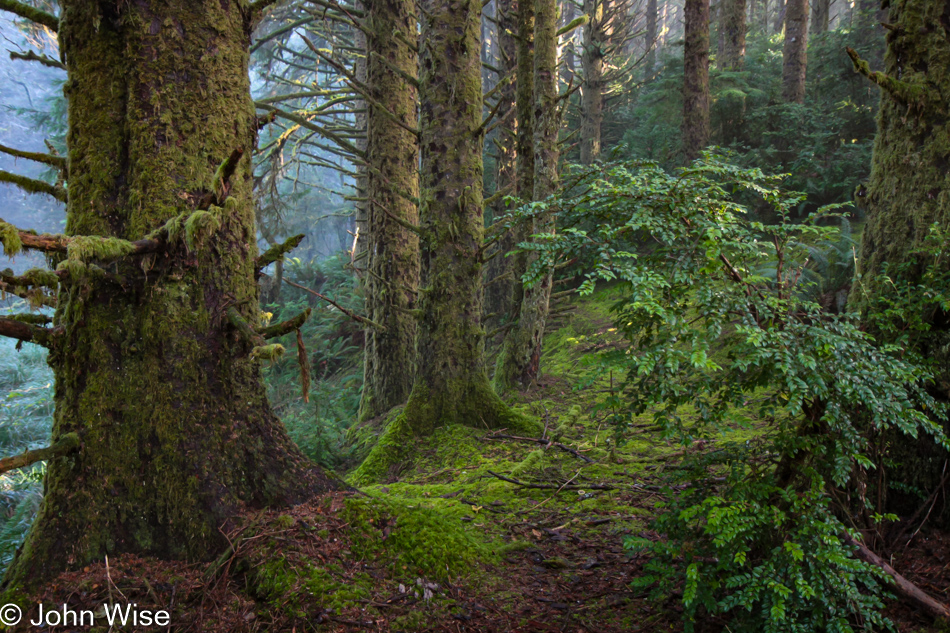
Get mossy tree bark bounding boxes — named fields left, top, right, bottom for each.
left=719, top=0, right=746, bottom=70
left=683, top=0, right=711, bottom=161
left=494, top=0, right=559, bottom=392
left=483, top=0, right=519, bottom=330
left=3, top=0, right=343, bottom=589
left=358, top=0, right=420, bottom=421
left=781, top=0, right=808, bottom=102
left=848, top=0, right=950, bottom=525
left=393, top=0, right=522, bottom=434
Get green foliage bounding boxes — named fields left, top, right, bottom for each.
left=522, top=155, right=949, bottom=631
left=262, top=252, right=363, bottom=468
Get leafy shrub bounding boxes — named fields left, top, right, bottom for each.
left=520, top=155, right=948, bottom=631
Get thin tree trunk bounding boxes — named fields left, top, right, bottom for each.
left=494, top=0, right=559, bottom=391
left=359, top=0, right=421, bottom=421
left=5, top=0, right=341, bottom=588
left=683, top=0, right=711, bottom=161
left=811, top=0, right=829, bottom=32
left=782, top=0, right=808, bottom=102
left=773, top=0, right=786, bottom=31
left=645, top=0, right=658, bottom=76
left=580, top=0, right=606, bottom=165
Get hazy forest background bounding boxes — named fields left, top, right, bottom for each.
left=0, top=0, right=947, bottom=630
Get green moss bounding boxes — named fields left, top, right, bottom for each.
left=251, top=344, right=285, bottom=362
left=251, top=557, right=372, bottom=614
left=0, top=221, right=22, bottom=257
left=184, top=207, right=222, bottom=251
left=341, top=496, right=496, bottom=580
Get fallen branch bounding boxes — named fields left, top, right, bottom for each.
left=481, top=433, right=594, bottom=463
left=0, top=433, right=79, bottom=476
left=486, top=470, right=615, bottom=491
left=844, top=533, right=950, bottom=622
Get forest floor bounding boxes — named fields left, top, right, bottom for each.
left=19, top=290, right=950, bottom=632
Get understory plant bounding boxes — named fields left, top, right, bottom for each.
left=519, top=155, right=949, bottom=631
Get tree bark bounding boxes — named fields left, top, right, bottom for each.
left=849, top=0, right=950, bottom=527
left=395, top=0, right=521, bottom=433
left=4, top=0, right=342, bottom=589
left=494, top=0, right=559, bottom=392
left=773, top=0, right=786, bottom=31
left=645, top=0, right=658, bottom=76
left=580, top=0, right=606, bottom=164
left=483, top=0, right=519, bottom=329
left=810, top=0, right=829, bottom=33
left=682, top=0, right=711, bottom=161
left=358, top=0, right=421, bottom=421
left=719, top=0, right=747, bottom=70
left=782, top=0, right=808, bottom=102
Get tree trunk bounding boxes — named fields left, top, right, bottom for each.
left=398, top=0, right=520, bottom=433
left=484, top=0, right=519, bottom=329
left=358, top=0, right=421, bottom=421
left=683, top=0, right=711, bottom=161
left=494, top=0, right=559, bottom=392
left=580, top=0, right=606, bottom=164
left=4, top=0, right=342, bottom=589
left=720, top=0, right=747, bottom=70
left=849, top=0, right=950, bottom=527
left=781, top=0, right=808, bottom=102
left=811, top=0, right=829, bottom=33
left=773, top=0, right=786, bottom=31
left=645, top=0, right=658, bottom=76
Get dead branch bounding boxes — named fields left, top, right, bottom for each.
left=0, top=433, right=78, bottom=476
left=481, top=433, right=594, bottom=463
left=0, top=317, right=60, bottom=347
left=283, top=278, right=386, bottom=331
left=486, top=470, right=615, bottom=491
left=0, top=0, right=58, bottom=31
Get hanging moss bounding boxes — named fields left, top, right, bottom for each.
left=0, top=222, right=22, bottom=257
left=251, top=343, right=285, bottom=363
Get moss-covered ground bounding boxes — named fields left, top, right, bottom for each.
left=14, top=288, right=948, bottom=631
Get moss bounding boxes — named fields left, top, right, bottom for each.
left=65, top=236, right=136, bottom=263
left=510, top=449, right=545, bottom=477
left=251, top=343, right=285, bottom=362
left=251, top=557, right=372, bottom=614
left=0, top=221, right=22, bottom=257
left=341, top=496, right=496, bottom=580
left=184, top=207, right=222, bottom=251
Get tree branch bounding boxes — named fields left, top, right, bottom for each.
left=0, top=143, right=67, bottom=171
left=0, top=433, right=79, bottom=477
left=844, top=534, right=950, bottom=622
left=256, top=234, right=305, bottom=274
left=258, top=308, right=312, bottom=339
left=0, top=170, right=66, bottom=202
left=0, top=316, right=60, bottom=347
left=846, top=47, right=929, bottom=104
left=9, top=49, right=65, bottom=70
left=0, top=0, right=58, bottom=31
left=283, top=278, right=386, bottom=331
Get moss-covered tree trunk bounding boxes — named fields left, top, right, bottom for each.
left=580, top=0, right=606, bottom=165
left=358, top=0, right=420, bottom=421
left=483, top=0, right=519, bottom=330
left=782, top=0, right=808, bottom=102
left=848, top=0, right=950, bottom=526
left=494, top=0, right=559, bottom=392
left=4, top=0, right=341, bottom=589
left=719, top=0, right=747, bottom=70
left=683, top=0, right=711, bottom=161
left=394, top=0, right=520, bottom=433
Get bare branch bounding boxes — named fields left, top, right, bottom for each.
left=9, top=49, right=65, bottom=70
left=0, top=143, right=67, bottom=171
left=283, top=278, right=386, bottom=331
left=0, top=433, right=79, bottom=477
left=0, top=316, right=60, bottom=347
